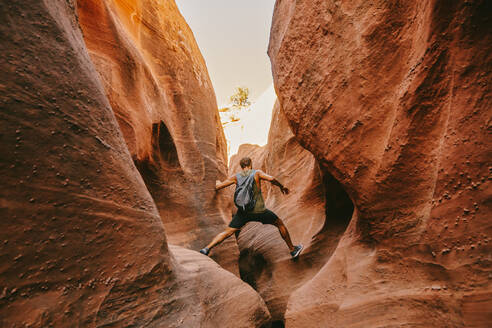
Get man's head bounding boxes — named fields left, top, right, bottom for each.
left=239, top=157, right=252, bottom=169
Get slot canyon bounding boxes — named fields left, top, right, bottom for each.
left=0, top=0, right=490, bottom=327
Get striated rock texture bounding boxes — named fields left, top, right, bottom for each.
left=77, top=0, right=237, bottom=272
left=229, top=102, right=354, bottom=324
left=77, top=0, right=237, bottom=271
left=269, top=0, right=492, bottom=327
left=0, top=0, right=270, bottom=327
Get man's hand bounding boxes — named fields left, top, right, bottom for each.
left=269, top=177, right=289, bottom=195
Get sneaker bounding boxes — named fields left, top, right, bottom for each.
left=199, top=247, right=210, bottom=256
left=290, top=245, right=303, bottom=259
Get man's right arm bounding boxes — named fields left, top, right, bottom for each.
left=215, top=175, right=237, bottom=191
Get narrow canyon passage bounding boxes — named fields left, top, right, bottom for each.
left=75, top=1, right=358, bottom=323
left=1, top=1, right=490, bottom=328
left=229, top=102, right=356, bottom=325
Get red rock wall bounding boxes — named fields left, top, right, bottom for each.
left=0, top=0, right=270, bottom=326
left=268, top=0, right=492, bottom=326
left=76, top=0, right=237, bottom=271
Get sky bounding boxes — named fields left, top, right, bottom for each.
left=219, top=85, right=276, bottom=157
left=176, top=0, right=276, bottom=107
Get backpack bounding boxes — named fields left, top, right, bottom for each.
left=234, top=170, right=256, bottom=212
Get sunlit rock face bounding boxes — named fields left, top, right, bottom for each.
left=229, top=102, right=353, bottom=324
left=0, top=0, right=271, bottom=326
left=269, top=0, right=492, bottom=326
left=77, top=0, right=237, bottom=271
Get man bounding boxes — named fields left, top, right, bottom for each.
left=199, top=157, right=303, bottom=258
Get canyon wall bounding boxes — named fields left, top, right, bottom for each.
left=77, top=0, right=237, bottom=271
left=267, top=0, right=491, bottom=327
left=0, top=0, right=270, bottom=326
left=2, top=0, right=490, bottom=326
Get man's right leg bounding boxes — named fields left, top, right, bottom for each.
left=200, top=227, right=239, bottom=255
left=206, top=227, right=239, bottom=250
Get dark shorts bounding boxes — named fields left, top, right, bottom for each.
left=228, top=209, right=279, bottom=229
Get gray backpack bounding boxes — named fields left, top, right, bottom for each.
left=234, top=170, right=256, bottom=212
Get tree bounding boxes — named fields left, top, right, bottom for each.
left=229, top=87, right=251, bottom=110
left=219, top=87, right=252, bottom=126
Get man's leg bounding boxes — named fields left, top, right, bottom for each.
left=200, top=211, right=245, bottom=255
left=273, top=218, right=295, bottom=252
left=205, top=226, right=239, bottom=250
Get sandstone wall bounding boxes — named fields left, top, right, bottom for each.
left=0, top=1, right=269, bottom=326
left=268, top=0, right=491, bottom=326
left=76, top=0, right=237, bottom=271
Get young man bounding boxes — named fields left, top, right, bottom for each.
left=199, top=157, right=303, bottom=258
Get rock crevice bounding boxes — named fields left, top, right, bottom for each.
left=231, top=102, right=356, bottom=323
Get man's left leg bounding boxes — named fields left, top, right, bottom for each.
left=264, top=210, right=302, bottom=258
left=273, top=218, right=295, bottom=252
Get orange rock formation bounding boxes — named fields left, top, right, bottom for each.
left=1, top=0, right=490, bottom=327
left=77, top=0, right=237, bottom=271
left=0, top=0, right=269, bottom=326
left=267, top=0, right=492, bottom=326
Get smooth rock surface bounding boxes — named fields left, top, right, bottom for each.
left=0, top=1, right=269, bottom=326
left=268, top=0, right=492, bottom=326
left=76, top=0, right=237, bottom=271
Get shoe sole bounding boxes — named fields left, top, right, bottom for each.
left=291, top=245, right=303, bottom=259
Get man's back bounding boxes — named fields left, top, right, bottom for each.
left=235, top=169, right=266, bottom=214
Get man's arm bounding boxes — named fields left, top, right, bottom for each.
left=257, top=170, right=289, bottom=194
left=215, top=175, right=237, bottom=191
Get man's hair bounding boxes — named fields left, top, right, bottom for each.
left=239, top=157, right=252, bottom=168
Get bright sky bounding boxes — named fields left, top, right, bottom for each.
left=219, top=85, right=276, bottom=158
left=176, top=0, right=276, bottom=107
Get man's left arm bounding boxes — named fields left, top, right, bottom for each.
left=258, top=171, right=289, bottom=194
